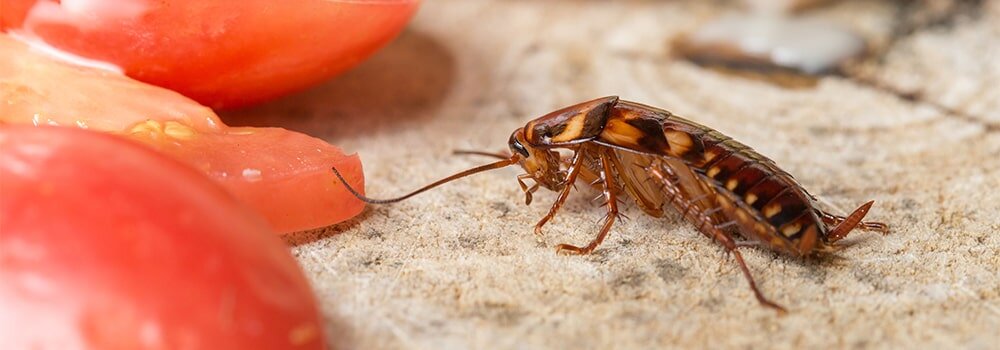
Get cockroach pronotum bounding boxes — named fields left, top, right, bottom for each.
left=332, top=96, right=890, bottom=312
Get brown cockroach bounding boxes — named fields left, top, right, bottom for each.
left=332, top=96, right=889, bottom=311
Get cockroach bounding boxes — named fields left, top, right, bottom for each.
left=332, top=96, right=889, bottom=312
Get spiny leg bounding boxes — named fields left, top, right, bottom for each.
left=533, top=149, right=586, bottom=237
left=651, top=160, right=786, bottom=312
left=677, top=194, right=786, bottom=312
left=706, top=227, right=786, bottom=312
left=555, top=150, right=619, bottom=255
left=824, top=200, right=885, bottom=243
left=818, top=201, right=889, bottom=234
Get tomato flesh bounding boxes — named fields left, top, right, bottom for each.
left=127, top=123, right=366, bottom=233
left=0, top=34, right=365, bottom=233
left=1, top=0, right=421, bottom=108
left=0, top=126, right=325, bottom=349
left=0, top=33, right=222, bottom=132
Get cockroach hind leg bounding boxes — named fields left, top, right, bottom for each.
left=862, top=221, right=891, bottom=235
left=711, top=229, right=786, bottom=312
left=728, top=247, right=787, bottom=313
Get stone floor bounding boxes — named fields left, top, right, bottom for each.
left=226, top=1, right=1000, bottom=348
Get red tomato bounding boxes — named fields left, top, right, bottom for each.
left=0, top=126, right=325, bottom=349
left=126, top=125, right=367, bottom=234
left=1, top=0, right=421, bottom=108
left=0, top=34, right=366, bottom=233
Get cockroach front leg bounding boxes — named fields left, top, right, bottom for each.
left=517, top=174, right=541, bottom=205
left=555, top=151, right=619, bottom=255
left=533, top=149, right=586, bottom=237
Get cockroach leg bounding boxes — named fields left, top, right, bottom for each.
left=734, top=240, right=766, bottom=248
left=347, top=97, right=894, bottom=311
left=728, top=245, right=787, bottom=313
left=818, top=206, right=890, bottom=235
left=517, top=174, right=540, bottom=205
left=714, top=220, right=740, bottom=231
left=826, top=201, right=884, bottom=243
left=533, top=149, right=586, bottom=237
left=525, top=184, right=540, bottom=205
left=706, top=227, right=786, bottom=312
left=556, top=151, right=619, bottom=255
left=654, top=159, right=786, bottom=312
left=556, top=211, right=618, bottom=255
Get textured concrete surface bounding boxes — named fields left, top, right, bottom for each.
left=225, top=1, right=1000, bottom=349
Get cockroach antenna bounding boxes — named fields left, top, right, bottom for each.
left=331, top=154, right=519, bottom=205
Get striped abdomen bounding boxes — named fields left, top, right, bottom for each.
left=692, top=130, right=824, bottom=256
left=594, top=100, right=826, bottom=256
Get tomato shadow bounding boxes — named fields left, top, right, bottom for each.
left=280, top=223, right=364, bottom=348
left=281, top=208, right=372, bottom=247
left=322, top=307, right=360, bottom=350
left=220, top=28, right=456, bottom=141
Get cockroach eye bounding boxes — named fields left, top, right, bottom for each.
left=510, top=139, right=530, bottom=157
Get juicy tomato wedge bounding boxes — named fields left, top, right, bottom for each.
left=127, top=124, right=366, bottom=234
left=0, top=34, right=365, bottom=233
left=1, top=0, right=421, bottom=108
left=0, top=125, right=325, bottom=349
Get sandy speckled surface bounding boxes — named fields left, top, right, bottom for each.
left=226, top=1, right=1000, bottom=348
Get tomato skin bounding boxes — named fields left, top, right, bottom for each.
left=1, top=34, right=366, bottom=233
left=0, top=126, right=326, bottom=349
left=1, top=0, right=421, bottom=108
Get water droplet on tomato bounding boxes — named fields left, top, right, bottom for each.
left=242, top=168, right=262, bottom=182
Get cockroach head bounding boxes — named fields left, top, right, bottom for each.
left=509, top=128, right=566, bottom=191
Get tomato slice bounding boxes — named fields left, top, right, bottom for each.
left=126, top=123, right=366, bottom=233
left=0, top=125, right=325, bottom=349
left=0, top=34, right=365, bottom=233
left=0, top=32, right=223, bottom=132
left=1, top=0, right=421, bottom=108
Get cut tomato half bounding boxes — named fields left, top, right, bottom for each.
left=0, top=34, right=365, bottom=233
left=1, top=0, right=421, bottom=108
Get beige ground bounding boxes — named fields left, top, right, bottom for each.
left=225, top=1, right=1000, bottom=349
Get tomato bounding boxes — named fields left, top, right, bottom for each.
left=0, top=34, right=366, bottom=233
left=126, top=124, right=366, bottom=234
left=1, top=0, right=421, bottom=108
left=0, top=126, right=325, bottom=349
